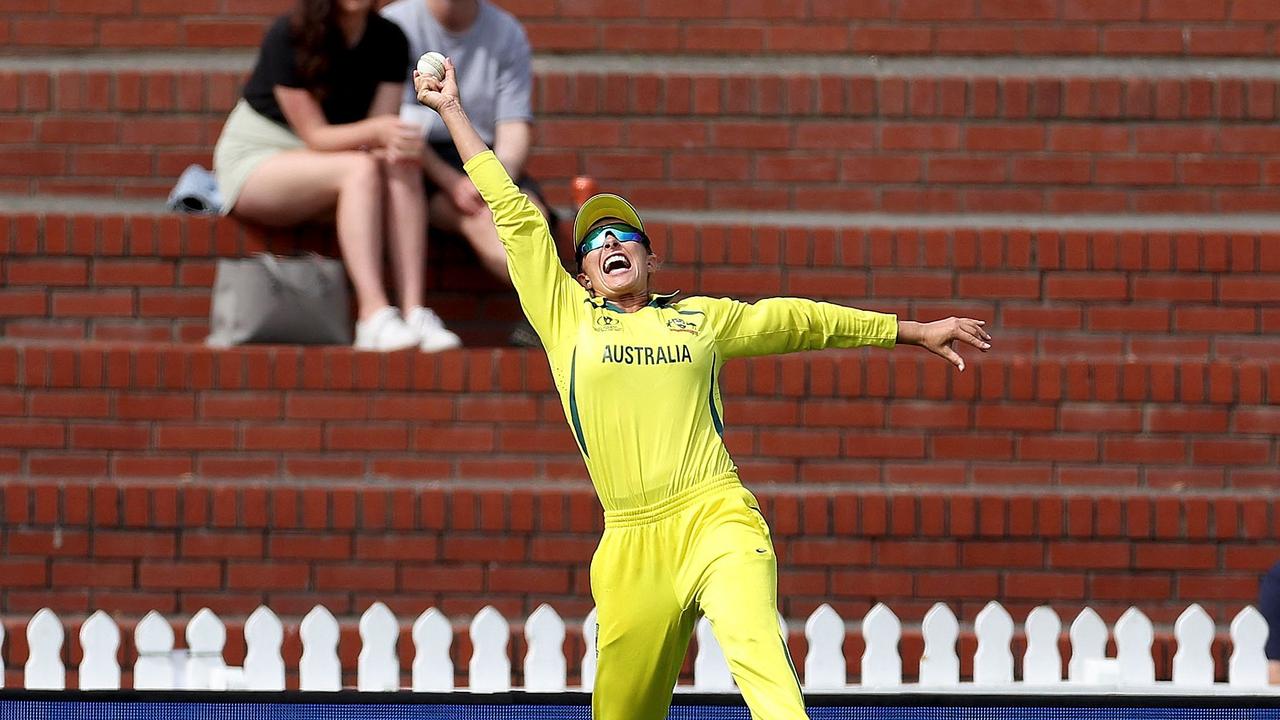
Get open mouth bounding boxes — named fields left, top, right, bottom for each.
left=602, top=252, right=632, bottom=276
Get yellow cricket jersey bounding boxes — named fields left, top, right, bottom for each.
left=464, top=151, right=899, bottom=512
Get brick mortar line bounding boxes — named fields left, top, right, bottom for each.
left=1, top=475, right=1277, bottom=499
left=3, top=194, right=1280, bottom=232
left=6, top=52, right=1280, bottom=79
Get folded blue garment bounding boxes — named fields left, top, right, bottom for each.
left=167, top=164, right=224, bottom=215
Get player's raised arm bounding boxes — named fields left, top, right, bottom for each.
left=413, top=57, right=488, bottom=165
left=414, top=57, right=583, bottom=349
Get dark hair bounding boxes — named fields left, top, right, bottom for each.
left=290, top=0, right=366, bottom=98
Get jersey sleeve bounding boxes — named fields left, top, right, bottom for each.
left=463, top=150, right=582, bottom=349
left=697, top=296, right=898, bottom=359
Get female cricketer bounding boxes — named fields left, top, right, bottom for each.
left=415, top=59, right=992, bottom=719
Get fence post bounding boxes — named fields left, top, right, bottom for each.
left=1228, top=606, right=1269, bottom=687
left=1172, top=604, right=1214, bottom=687
left=412, top=608, right=453, bottom=692
left=133, top=611, right=175, bottom=690
left=358, top=603, right=399, bottom=692
left=184, top=608, right=227, bottom=691
left=244, top=606, right=285, bottom=691
left=974, top=602, right=1014, bottom=686
left=79, top=611, right=121, bottom=690
left=804, top=604, right=846, bottom=689
left=919, top=603, right=959, bottom=687
left=1068, top=608, right=1106, bottom=683
left=25, top=609, right=65, bottom=690
left=860, top=603, right=901, bottom=687
left=300, top=605, right=341, bottom=691
left=524, top=604, right=566, bottom=691
left=1115, top=607, right=1155, bottom=686
left=469, top=606, right=511, bottom=692
left=1023, top=606, right=1061, bottom=685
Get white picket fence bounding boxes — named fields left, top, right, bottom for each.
left=10, top=601, right=1278, bottom=693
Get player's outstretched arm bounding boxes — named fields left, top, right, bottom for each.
left=705, top=296, right=989, bottom=372
left=413, top=57, right=581, bottom=350
left=896, top=317, right=992, bottom=372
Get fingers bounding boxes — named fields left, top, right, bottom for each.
left=413, top=70, right=445, bottom=106
left=953, top=322, right=990, bottom=351
left=949, top=317, right=991, bottom=349
left=938, top=342, right=965, bottom=372
left=960, top=317, right=992, bottom=341
left=955, top=327, right=988, bottom=351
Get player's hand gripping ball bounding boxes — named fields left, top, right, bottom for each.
left=417, top=52, right=446, bottom=82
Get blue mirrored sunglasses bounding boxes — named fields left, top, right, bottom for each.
left=576, top=223, right=649, bottom=261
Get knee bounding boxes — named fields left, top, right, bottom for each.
left=463, top=206, right=494, bottom=233
left=384, top=159, right=424, bottom=190
left=340, top=152, right=383, bottom=191
left=464, top=210, right=504, bottom=253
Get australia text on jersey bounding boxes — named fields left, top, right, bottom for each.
left=601, top=344, right=694, bottom=365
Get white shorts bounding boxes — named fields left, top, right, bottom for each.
left=212, top=99, right=306, bottom=215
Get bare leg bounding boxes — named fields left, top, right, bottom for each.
left=382, top=158, right=427, bottom=310
left=234, top=150, right=390, bottom=321
left=429, top=193, right=510, bottom=283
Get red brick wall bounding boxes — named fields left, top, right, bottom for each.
left=4, top=0, right=1278, bottom=56
left=3, top=213, right=1279, bottom=358
left=0, top=479, right=1274, bottom=687
left=507, top=0, right=1280, bottom=57
left=3, top=344, right=1278, bottom=487
left=6, top=67, right=1280, bottom=212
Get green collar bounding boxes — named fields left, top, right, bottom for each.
left=590, top=290, right=682, bottom=313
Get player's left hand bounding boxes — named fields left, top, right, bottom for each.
left=414, top=57, right=460, bottom=112
left=899, top=317, right=991, bottom=372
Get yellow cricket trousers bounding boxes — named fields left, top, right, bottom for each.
left=590, top=474, right=809, bottom=720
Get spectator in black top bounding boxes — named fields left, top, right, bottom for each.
left=213, top=0, right=460, bottom=352
left=1261, top=561, right=1280, bottom=684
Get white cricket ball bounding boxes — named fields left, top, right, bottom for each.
left=417, top=51, right=446, bottom=81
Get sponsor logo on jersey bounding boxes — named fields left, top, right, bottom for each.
left=594, top=315, right=622, bottom=332
left=601, top=344, right=693, bottom=365
left=666, top=317, right=699, bottom=334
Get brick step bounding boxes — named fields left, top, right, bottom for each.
left=0, top=210, right=525, bottom=345
left=5, top=66, right=1280, bottom=211
left=2, top=210, right=1277, bottom=358
left=3, top=0, right=1278, bottom=56
left=1, top=479, right=1275, bottom=644
left=1, top=342, right=1277, bottom=488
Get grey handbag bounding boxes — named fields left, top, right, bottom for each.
left=205, top=252, right=352, bottom=347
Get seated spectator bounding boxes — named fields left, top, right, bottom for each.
left=1262, top=561, right=1280, bottom=684
left=214, top=0, right=461, bottom=352
left=382, top=0, right=555, bottom=345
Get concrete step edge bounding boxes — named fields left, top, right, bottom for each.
left=6, top=52, right=1280, bottom=80
left=4, top=194, right=1280, bottom=234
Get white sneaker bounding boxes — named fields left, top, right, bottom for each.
left=405, top=306, right=462, bottom=352
left=354, top=306, right=420, bottom=352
